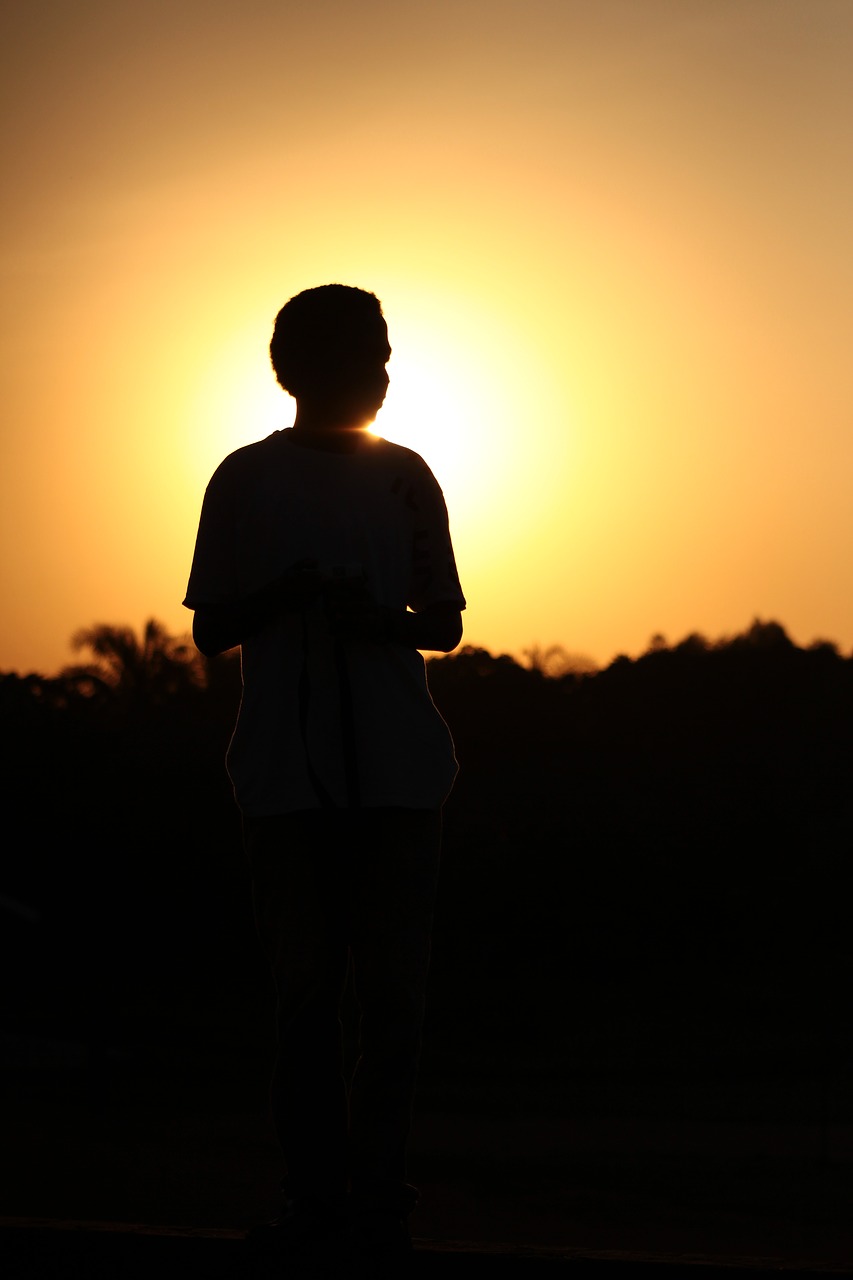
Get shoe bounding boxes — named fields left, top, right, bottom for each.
left=349, top=1207, right=413, bottom=1259
left=248, top=1195, right=346, bottom=1262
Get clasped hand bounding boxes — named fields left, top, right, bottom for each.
left=276, top=561, right=391, bottom=642
left=323, top=572, right=389, bottom=642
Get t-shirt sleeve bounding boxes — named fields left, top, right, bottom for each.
left=408, top=462, right=466, bottom=614
left=183, top=461, right=239, bottom=608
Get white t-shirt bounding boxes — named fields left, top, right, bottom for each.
left=184, top=429, right=466, bottom=816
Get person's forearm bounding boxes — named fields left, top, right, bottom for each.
left=384, top=605, right=463, bottom=653
left=192, top=595, right=271, bottom=656
left=194, top=583, right=463, bottom=658
left=192, top=562, right=323, bottom=656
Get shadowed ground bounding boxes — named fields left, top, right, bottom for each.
left=2, top=1035, right=852, bottom=1277
left=2, top=1223, right=850, bottom=1279
left=4, top=633, right=853, bottom=1276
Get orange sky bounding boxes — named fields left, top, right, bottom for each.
left=2, top=0, right=851, bottom=676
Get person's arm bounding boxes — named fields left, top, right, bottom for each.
left=324, top=588, right=463, bottom=653
left=382, top=601, right=463, bottom=653
left=191, top=560, right=323, bottom=657
left=192, top=598, right=265, bottom=658
left=397, top=457, right=465, bottom=653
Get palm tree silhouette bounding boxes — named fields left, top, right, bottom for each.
left=523, top=643, right=597, bottom=678
left=64, top=619, right=203, bottom=707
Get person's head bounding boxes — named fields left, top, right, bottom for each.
left=270, top=284, right=390, bottom=427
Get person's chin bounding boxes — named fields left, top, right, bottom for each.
left=361, top=403, right=384, bottom=428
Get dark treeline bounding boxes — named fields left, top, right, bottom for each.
left=3, top=618, right=852, bottom=1114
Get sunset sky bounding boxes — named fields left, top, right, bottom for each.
left=2, top=0, right=851, bottom=677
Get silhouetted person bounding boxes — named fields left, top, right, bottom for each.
left=183, top=285, right=465, bottom=1264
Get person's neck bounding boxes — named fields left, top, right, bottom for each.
left=291, top=407, right=369, bottom=453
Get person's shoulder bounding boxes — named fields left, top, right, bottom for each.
left=207, top=432, right=283, bottom=483
left=370, top=436, right=437, bottom=481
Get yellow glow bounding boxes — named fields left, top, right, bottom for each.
left=373, top=350, right=467, bottom=480
left=2, top=1, right=852, bottom=676
left=372, top=312, right=511, bottom=525
left=183, top=325, right=294, bottom=479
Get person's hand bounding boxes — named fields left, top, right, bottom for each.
left=275, top=559, right=324, bottom=612
left=324, top=574, right=387, bottom=642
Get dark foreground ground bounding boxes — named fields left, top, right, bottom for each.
left=2, top=1035, right=853, bottom=1278
left=3, top=1224, right=850, bottom=1280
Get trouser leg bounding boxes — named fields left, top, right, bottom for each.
left=243, top=811, right=350, bottom=1205
left=347, top=808, right=442, bottom=1209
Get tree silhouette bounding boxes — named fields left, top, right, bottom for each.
left=523, top=643, right=598, bottom=678
left=2, top=614, right=852, bottom=1089
left=63, top=618, right=204, bottom=707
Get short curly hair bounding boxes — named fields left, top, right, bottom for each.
left=269, top=284, right=385, bottom=396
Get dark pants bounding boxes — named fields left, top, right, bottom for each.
left=243, top=807, right=441, bottom=1212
